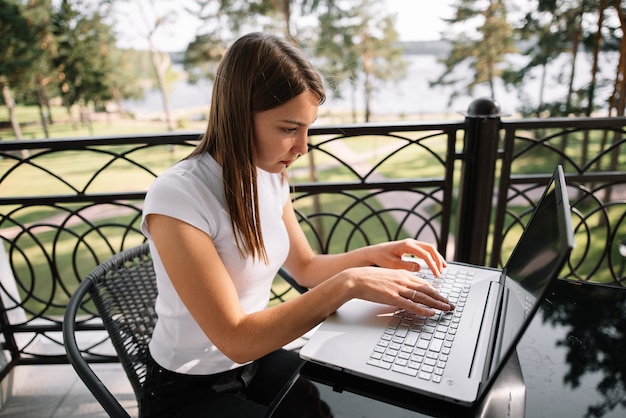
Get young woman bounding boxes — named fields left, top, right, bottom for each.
left=140, top=32, right=453, bottom=417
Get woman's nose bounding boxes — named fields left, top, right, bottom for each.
left=294, top=132, right=309, bottom=156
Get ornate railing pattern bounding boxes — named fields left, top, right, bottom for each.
left=495, top=118, right=626, bottom=285
left=289, top=123, right=459, bottom=256
left=0, top=104, right=624, bottom=380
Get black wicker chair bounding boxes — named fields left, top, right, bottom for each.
left=63, top=242, right=306, bottom=418
left=63, top=243, right=156, bottom=418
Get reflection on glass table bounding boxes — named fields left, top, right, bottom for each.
left=519, top=280, right=626, bottom=418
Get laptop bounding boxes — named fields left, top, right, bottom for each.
left=300, top=165, right=574, bottom=407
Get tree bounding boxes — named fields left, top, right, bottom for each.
left=51, top=0, right=118, bottom=131
left=184, top=0, right=406, bottom=122
left=314, top=0, right=407, bottom=122
left=355, top=2, right=407, bottom=122
left=183, top=0, right=294, bottom=82
left=0, top=0, right=39, bottom=140
left=190, top=0, right=323, bottom=43
left=586, top=0, right=607, bottom=118
left=502, top=0, right=622, bottom=119
left=132, top=0, right=179, bottom=131
left=314, top=2, right=360, bottom=121
left=17, top=0, right=57, bottom=137
left=430, top=0, right=517, bottom=108
left=610, top=0, right=626, bottom=116
left=183, top=31, right=226, bottom=84
left=502, top=4, right=569, bottom=118
left=106, top=47, right=146, bottom=114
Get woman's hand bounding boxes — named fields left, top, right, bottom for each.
left=341, top=265, right=454, bottom=317
left=365, top=238, right=447, bottom=277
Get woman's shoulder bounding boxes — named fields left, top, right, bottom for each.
left=147, top=154, right=222, bottom=200
left=157, top=154, right=220, bottom=184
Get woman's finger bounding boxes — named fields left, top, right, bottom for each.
left=398, top=282, right=454, bottom=313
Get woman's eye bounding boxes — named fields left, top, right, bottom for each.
left=284, top=128, right=297, bottom=134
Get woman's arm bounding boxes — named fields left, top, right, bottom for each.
left=146, top=213, right=452, bottom=365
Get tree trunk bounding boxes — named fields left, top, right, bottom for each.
left=37, top=73, right=54, bottom=125
left=281, top=0, right=293, bottom=42
left=79, top=102, right=94, bottom=136
left=351, top=80, right=357, bottom=123
left=587, top=0, right=604, bottom=117
left=363, top=51, right=372, bottom=122
left=35, top=94, right=49, bottom=138
left=537, top=63, right=547, bottom=117
left=1, top=81, right=23, bottom=140
left=582, top=0, right=605, bottom=167
left=307, top=146, right=324, bottom=247
left=112, top=87, right=126, bottom=115
left=35, top=79, right=50, bottom=138
left=63, top=99, right=78, bottom=130
left=150, top=48, right=175, bottom=131
left=613, top=0, right=626, bottom=116
left=140, top=0, right=175, bottom=132
left=565, top=6, right=582, bottom=116
left=364, top=75, right=372, bottom=122
left=560, top=3, right=583, bottom=164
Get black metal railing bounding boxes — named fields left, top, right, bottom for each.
left=0, top=98, right=624, bottom=381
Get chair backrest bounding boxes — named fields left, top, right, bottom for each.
left=64, top=243, right=156, bottom=417
left=88, top=243, right=157, bottom=401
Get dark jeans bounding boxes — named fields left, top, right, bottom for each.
left=141, top=349, right=332, bottom=418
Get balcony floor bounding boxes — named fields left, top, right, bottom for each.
left=0, top=363, right=137, bottom=418
left=0, top=333, right=315, bottom=418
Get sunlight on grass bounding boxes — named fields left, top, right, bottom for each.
left=1, top=104, right=208, bottom=140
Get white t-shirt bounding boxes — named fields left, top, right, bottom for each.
left=141, top=153, right=290, bottom=375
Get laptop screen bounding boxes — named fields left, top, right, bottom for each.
left=489, top=166, right=574, bottom=386
left=504, top=170, right=572, bottom=298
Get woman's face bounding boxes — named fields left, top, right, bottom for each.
left=253, top=90, right=319, bottom=173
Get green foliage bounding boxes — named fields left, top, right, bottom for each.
left=0, top=0, right=147, bottom=137
left=0, top=0, right=56, bottom=138
left=504, top=0, right=622, bottom=118
left=51, top=0, right=118, bottom=108
left=183, top=32, right=226, bottom=83
left=431, top=0, right=517, bottom=107
left=428, top=0, right=626, bottom=118
left=0, top=0, right=38, bottom=86
left=4, top=0, right=626, bottom=130
left=313, top=0, right=406, bottom=122
left=182, top=0, right=406, bottom=122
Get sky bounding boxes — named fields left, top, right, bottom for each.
left=386, top=0, right=454, bottom=42
left=114, top=1, right=455, bottom=51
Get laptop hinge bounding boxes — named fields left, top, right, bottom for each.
left=469, top=281, right=504, bottom=381
left=490, top=286, right=511, bottom=374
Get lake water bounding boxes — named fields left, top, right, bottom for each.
left=124, top=53, right=614, bottom=119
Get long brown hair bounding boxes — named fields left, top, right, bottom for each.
left=187, top=33, right=326, bottom=262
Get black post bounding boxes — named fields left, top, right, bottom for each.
left=455, top=98, right=502, bottom=264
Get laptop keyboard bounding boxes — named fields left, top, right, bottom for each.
left=366, top=266, right=473, bottom=383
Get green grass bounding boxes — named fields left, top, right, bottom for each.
left=1, top=104, right=207, bottom=140
left=0, top=144, right=191, bottom=199
left=510, top=128, right=626, bottom=173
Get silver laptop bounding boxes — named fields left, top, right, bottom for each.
left=300, top=165, right=574, bottom=407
